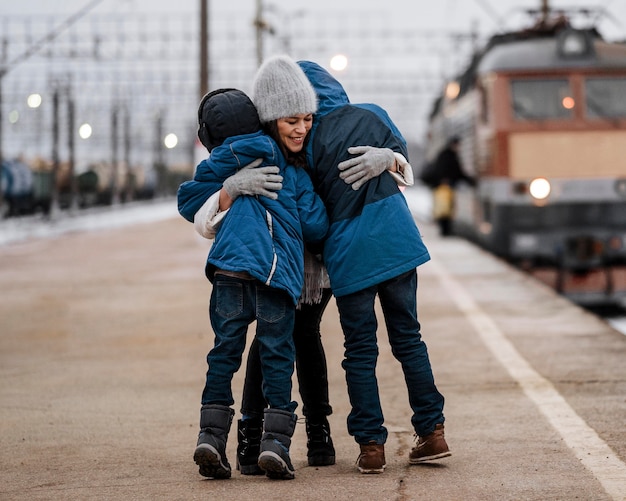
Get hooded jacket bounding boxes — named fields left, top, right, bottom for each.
left=178, top=131, right=328, bottom=306
left=298, top=60, right=430, bottom=297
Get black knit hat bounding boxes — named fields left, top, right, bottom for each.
left=197, top=88, right=261, bottom=152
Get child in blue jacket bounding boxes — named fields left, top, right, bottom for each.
left=178, top=86, right=328, bottom=481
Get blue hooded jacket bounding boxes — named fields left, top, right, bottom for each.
left=298, top=60, right=430, bottom=297
left=178, top=130, right=328, bottom=305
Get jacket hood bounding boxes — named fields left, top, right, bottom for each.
left=297, top=60, right=350, bottom=116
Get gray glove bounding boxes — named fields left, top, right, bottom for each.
left=337, top=146, right=395, bottom=190
left=222, top=159, right=283, bottom=200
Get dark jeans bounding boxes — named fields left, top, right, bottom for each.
left=241, top=288, right=333, bottom=421
left=202, top=274, right=297, bottom=413
left=335, top=269, right=445, bottom=444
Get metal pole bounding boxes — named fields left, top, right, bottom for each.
left=154, top=111, right=164, bottom=196
left=199, top=0, right=209, bottom=99
left=255, top=0, right=263, bottom=66
left=110, top=104, right=119, bottom=205
left=67, top=86, right=77, bottom=211
left=541, top=0, right=550, bottom=23
left=50, top=85, right=60, bottom=217
left=123, top=105, right=131, bottom=201
left=0, top=43, right=7, bottom=214
left=0, top=72, right=4, bottom=215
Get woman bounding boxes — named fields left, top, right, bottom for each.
left=222, top=56, right=336, bottom=473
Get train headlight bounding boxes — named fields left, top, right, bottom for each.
left=529, top=177, right=551, bottom=200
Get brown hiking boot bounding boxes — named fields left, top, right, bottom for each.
left=409, top=424, right=451, bottom=464
left=357, top=441, right=386, bottom=474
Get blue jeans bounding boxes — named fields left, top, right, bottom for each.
left=335, top=269, right=445, bottom=444
left=241, top=288, right=333, bottom=420
left=202, top=274, right=297, bottom=413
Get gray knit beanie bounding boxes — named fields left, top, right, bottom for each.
left=251, top=55, right=318, bottom=124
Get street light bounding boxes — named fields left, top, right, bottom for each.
left=330, top=54, right=349, bottom=72
left=164, top=133, right=178, bottom=149
left=27, top=93, right=42, bottom=108
left=79, top=123, right=92, bottom=139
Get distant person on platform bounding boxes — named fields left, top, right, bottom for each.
left=429, top=136, right=475, bottom=236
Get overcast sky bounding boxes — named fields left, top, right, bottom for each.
left=4, top=0, right=626, bottom=41
left=3, top=0, right=626, bottom=158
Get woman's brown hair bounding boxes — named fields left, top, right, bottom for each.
left=263, top=120, right=310, bottom=169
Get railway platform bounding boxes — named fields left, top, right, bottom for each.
left=1, top=192, right=625, bottom=500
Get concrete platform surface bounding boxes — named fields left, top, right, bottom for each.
left=1, top=202, right=625, bottom=500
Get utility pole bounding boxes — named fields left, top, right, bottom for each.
left=154, top=111, right=164, bottom=196
left=541, top=0, right=550, bottom=23
left=253, top=0, right=276, bottom=67
left=67, top=84, right=77, bottom=212
left=0, top=68, right=4, bottom=214
left=50, top=85, right=60, bottom=218
left=123, top=106, right=131, bottom=201
left=255, top=0, right=264, bottom=66
left=110, top=104, right=119, bottom=205
left=199, top=0, right=209, bottom=99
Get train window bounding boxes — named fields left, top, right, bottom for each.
left=584, top=77, right=626, bottom=119
left=510, top=79, right=573, bottom=120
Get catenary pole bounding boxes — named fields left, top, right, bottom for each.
left=200, top=0, right=209, bottom=100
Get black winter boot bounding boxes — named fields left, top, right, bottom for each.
left=306, top=416, right=336, bottom=466
left=236, top=418, right=264, bottom=475
left=257, top=408, right=297, bottom=480
left=193, top=404, right=235, bottom=479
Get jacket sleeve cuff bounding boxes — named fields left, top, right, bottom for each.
left=389, top=152, right=414, bottom=186
left=193, top=191, right=228, bottom=239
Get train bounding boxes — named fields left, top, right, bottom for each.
left=423, top=7, right=626, bottom=306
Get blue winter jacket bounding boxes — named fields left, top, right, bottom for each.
left=177, top=131, right=329, bottom=305
left=298, top=60, right=430, bottom=297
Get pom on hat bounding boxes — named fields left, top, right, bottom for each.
left=251, top=55, right=318, bottom=124
left=197, top=88, right=261, bottom=152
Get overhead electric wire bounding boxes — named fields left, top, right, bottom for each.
left=2, top=0, right=105, bottom=77
left=471, top=0, right=505, bottom=30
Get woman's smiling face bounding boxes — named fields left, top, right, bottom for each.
left=276, top=113, right=313, bottom=153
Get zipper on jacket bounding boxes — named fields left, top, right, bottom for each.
left=265, top=210, right=277, bottom=285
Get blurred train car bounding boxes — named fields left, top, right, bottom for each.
left=1, top=159, right=159, bottom=216
left=424, top=12, right=626, bottom=306
left=1, top=159, right=36, bottom=216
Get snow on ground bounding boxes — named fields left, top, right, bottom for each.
left=0, top=186, right=433, bottom=247
left=0, top=198, right=179, bottom=247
